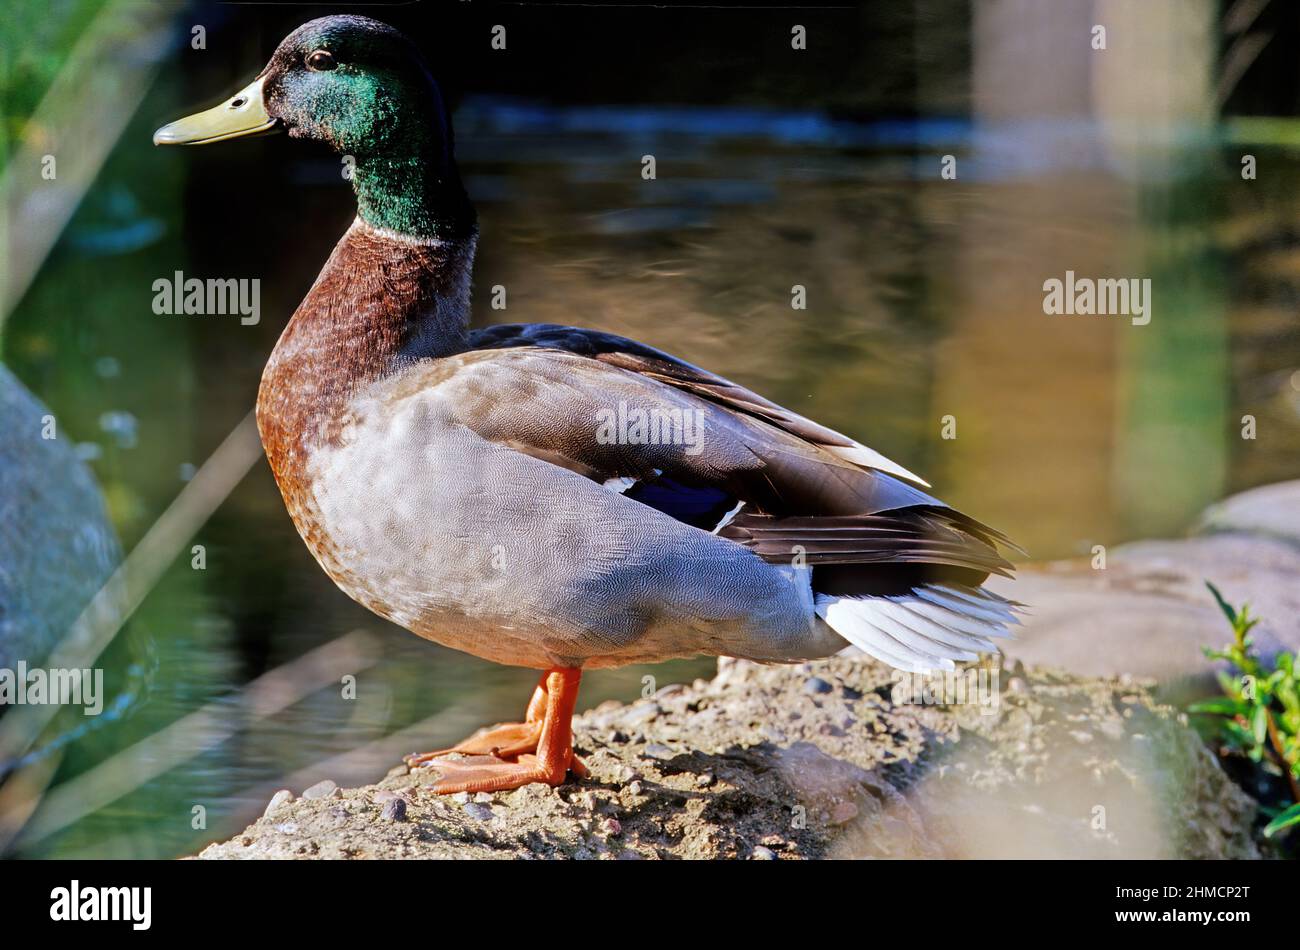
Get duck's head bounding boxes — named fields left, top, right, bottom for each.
left=154, top=15, right=472, bottom=239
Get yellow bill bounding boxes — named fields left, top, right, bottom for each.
left=153, top=77, right=276, bottom=146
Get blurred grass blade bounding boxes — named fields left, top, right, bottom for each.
left=3, top=630, right=379, bottom=853
left=1204, top=581, right=1237, bottom=625
left=0, top=0, right=173, bottom=331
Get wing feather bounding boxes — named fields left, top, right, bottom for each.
left=450, top=326, right=1019, bottom=593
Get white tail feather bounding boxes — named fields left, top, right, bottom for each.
left=815, top=585, right=1016, bottom=673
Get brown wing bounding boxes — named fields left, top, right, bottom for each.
left=467, top=323, right=928, bottom=484
left=458, top=327, right=1017, bottom=584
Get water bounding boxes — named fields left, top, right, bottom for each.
left=4, top=4, right=1300, bottom=859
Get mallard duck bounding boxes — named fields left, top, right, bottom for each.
left=154, top=15, right=1019, bottom=794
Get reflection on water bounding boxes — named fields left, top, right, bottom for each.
left=5, top=83, right=1300, bottom=856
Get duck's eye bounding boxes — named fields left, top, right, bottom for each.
left=306, top=50, right=336, bottom=71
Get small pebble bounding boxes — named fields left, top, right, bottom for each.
left=302, top=780, right=338, bottom=800
left=627, top=781, right=644, bottom=796
left=624, top=703, right=661, bottom=726
left=463, top=802, right=494, bottom=821
left=263, top=789, right=293, bottom=817
left=829, top=801, right=859, bottom=825
left=804, top=676, right=834, bottom=695
left=601, top=818, right=622, bottom=836
left=751, top=846, right=778, bottom=860
left=372, top=790, right=399, bottom=804
left=381, top=799, right=407, bottom=822
left=642, top=743, right=675, bottom=760
left=328, top=805, right=348, bottom=820
left=1098, top=718, right=1125, bottom=741
left=451, top=791, right=471, bottom=804
left=1007, top=677, right=1029, bottom=694
left=474, top=792, right=494, bottom=804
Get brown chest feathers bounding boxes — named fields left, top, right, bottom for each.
left=255, top=218, right=476, bottom=522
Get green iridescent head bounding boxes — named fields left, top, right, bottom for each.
left=154, top=16, right=473, bottom=240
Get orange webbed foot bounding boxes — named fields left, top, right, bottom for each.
left=403, top=720, right=543, bottom=767
left=406, top=667, right=587, bottom=794
left=424, top=751, right=582, bottom=794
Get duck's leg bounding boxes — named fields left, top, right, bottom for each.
left=422, top=667, right=585, bottom=794
left=403, top=672, right=549, bottom=766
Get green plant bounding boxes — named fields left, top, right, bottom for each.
left=1189, top=582, right=1300, bottom=840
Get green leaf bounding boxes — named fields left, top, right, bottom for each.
left=1188, top=697, right=1245, bottom=716
left=1223, top=720, right=1254, bottom=749
left=1263, top=802, right=1300, bottom=838
left=1253, top=705, right=1270, bottom=745
left=1205, top=581, right=1236, bottom=624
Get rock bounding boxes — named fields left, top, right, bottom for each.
left=195, top=656, right=1265, bottom=860
left=462, top=803, right=494, bottom=822
left=263, top=790, right=294, bottom=817
left=380, top=799, right=407, bottom=822
left=986, top=480, right=1300, bottom=689
left=301, top=780, right=338, bottom=800
left=0, top=366, right=120, bottom=673
left=621, top=703, right=661, bottom=727
left=1198, top=479, right=1300, bottom=546
left=804, top=676, right=834, bottom=695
